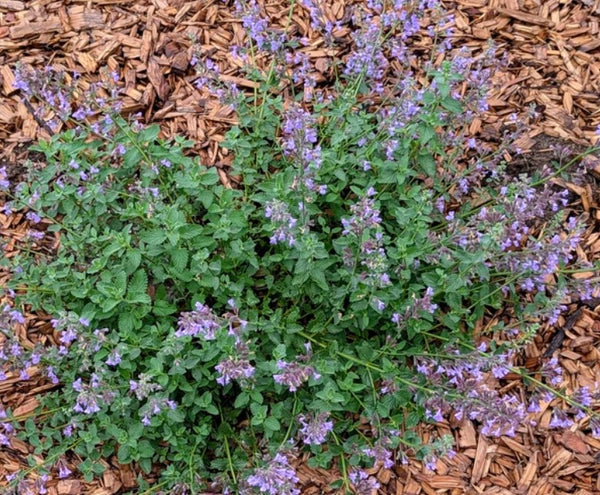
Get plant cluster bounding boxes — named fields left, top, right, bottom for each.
left=1, top=0, right=599, bottom=494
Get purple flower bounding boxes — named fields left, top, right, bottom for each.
left=46, top=366, right=59, bottom=384
left=235, top=0, right=286, bottom=53
left=35, top=474, right=49, bottom=495
left=491, top=358, right=510, bottom=379
left=26, top=229, right=44, bottom=241
left=541, top=357, right=563, bottom=387
left=590, top=417, right=600, bottom=437
left=392, top=287, right=438, bottom=325
left=106, top=349, right=121, bottom=366
left=273, top=360, right=320, bottom=392
left=363, top=437, right=394, bottom=469
left=71, top=375, right=115, bottom=415
left=246, top=452, right=300, bottom=495
left=344, top=18, right=388, bottom=82
left=129, top=374, right=162, bottom=401
left=549, top=408, right=573, bottom=429
left=265, top=200, right=298, bottom=246
left=424, top=454, right=438, bottom=471
left=297, top=412, right=333, bottom=445
left=56, top=459, right=72, bottom=479
left=374, top=298, right=386, bottom=311
left=73, top=392, right=100, bottom=415
left=572, top=386, right=593, bottom=408
left=341, top=192, right=382, bottom=236
left=418, top=346, right=528, bottom=437
left=348, top=470, right=380, bottom=495
left=175, top=302, right=221, bottom=339
left=59, top=327, right=77, bottom=346
left=25, top=211, right=41, bottom=224
left=215, top=357, right=255, bottom=385
left=62, top=424, right=75, bottom=437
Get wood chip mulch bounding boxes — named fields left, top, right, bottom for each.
left=2, top=0, right=600, bottom=493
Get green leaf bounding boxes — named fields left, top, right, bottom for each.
left=250, top=403, right=268, bottom=426
left=122, top=148, right=142, bottom=171
left=234, top=392, right=249, bottom=409
left=118, top=312, right=136, bottom=333
left=100, top=298, right=120, bottom=313
left=117, top=445, right=131, bottom=464
left=417, top=153, right=436, bottom=176
left=128, top=269, right=148, bottom=296
left=199, top=167, right=219, bottom=185
left=114, top=271, right=128, bottom=297
left=140, top=229, right=167, bottom=245
left=91, top=462, right=106, bottom=475
left=138, top=440, right=155, bottom=459
left=125, top=250, right=142, bottom=274
left=103, top=241, right=124, bottom=257
left=263, top=416, right=280, bottom=432
left=170, top=248, right=189, bottom=272
left=138, top=124, right=161, bottom=143
left=139, top=458, right=153, bottom=474
left=152, top=299, right=177, bottom=316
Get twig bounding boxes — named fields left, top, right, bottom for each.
left=543, top=297, right=600, bottom=357
left=19, top=95, right=55, bottom=136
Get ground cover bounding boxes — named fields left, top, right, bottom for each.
left=1, top=1, right=600, bottom=494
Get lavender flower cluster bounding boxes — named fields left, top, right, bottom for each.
left=273, top=343, right=320, bottom=393
left=175, top=300, right=256, bottom=388
left=297, top=412, right=333, bottom=445
left=416, top=344, right=600, bottom=441
left=215, top=300, right=256, bottom=387
left=446, top=173, right=593, bottom=322
left=265, top=199, right=298, bottom=246
left=348, top=469, right=380, bottom=495
left=234, top=0, right=286, bottom=54
left=244, top=452, right=300, bottom=495
left=5, top=472, right=50, bottom=495
left=0, top=304, right=33, bottom=382
left=175, top=302, right=222, bottom=339
left=72, top=374, right=115, bottom=415
left=341, top=187, right=392, bottom=287
left=0, top=405, right=14, bottom=447
left=416, top=346, right=526, bottom=437
left=391, top=287, right=438, bottom=327
left=282, top=106, right=327, bottom=196
left=13, top=64, right=122, bottom=135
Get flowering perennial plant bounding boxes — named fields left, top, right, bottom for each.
left=1, top=0, right=600, bottom=493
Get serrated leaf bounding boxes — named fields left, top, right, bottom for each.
left=263, top=416, right=280, bottom=432
left=122, top=149, right=142, bottom=171
left=138, top=124, right=160, bottom=143
left=117, top=445, right=131, bottom=464
left=234, top=392, right=249, bottom=409
left=199, top=167, right=219, bottom=185
left=140, top=229, right=167, bottom=246
left=118, top=312, right=136, bottom=333
left=129, top=269, right=148, bottom=295
left=417, top=153, right=436, bottom=177
left=152, top=300, right=177, bottom=316
left=170, top=248, right=188, bottom=272
left=100, top=298, right=120, bottom=313
left=103, top=241, right=124, bottom=257
left=113, top=271, right=127, bottom=297
left=125, top=250, right=142, bottom=274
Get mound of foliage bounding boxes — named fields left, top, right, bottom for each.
left=1, top=1, right=599, bottom=493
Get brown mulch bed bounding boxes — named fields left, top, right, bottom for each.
left=2, top=0, right=600, bottom=493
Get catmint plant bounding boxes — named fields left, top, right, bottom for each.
left=1, top=0, right=600, bottom=493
